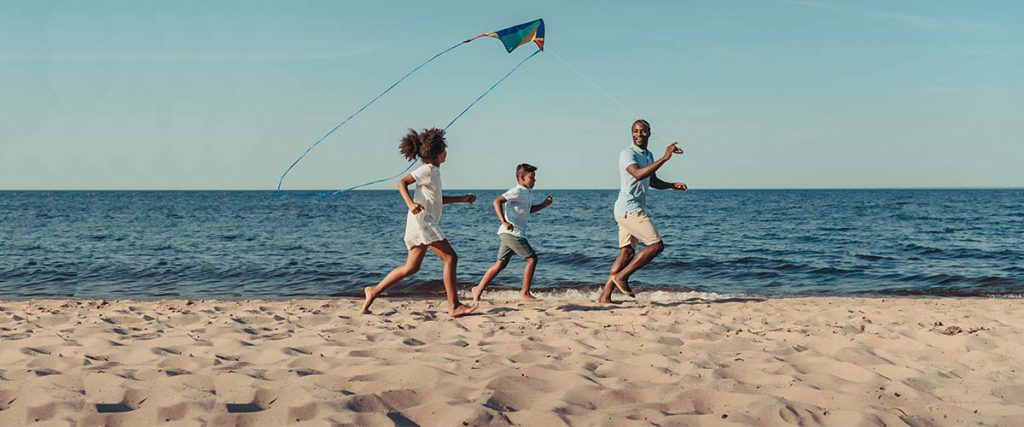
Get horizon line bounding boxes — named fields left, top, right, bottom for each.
left=1, top=186, right=1021, bottom=192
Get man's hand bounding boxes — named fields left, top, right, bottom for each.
left=409, top=203, right=424, bottom=214
left=463, top=194, right=477, bottom=203
left=672, top=182, right=688, bottom=191
left=662, top=142, right=684, bottom=160
left=544, top=195, right=554, bottom=205
left=502, top=221, right=514, bottom=232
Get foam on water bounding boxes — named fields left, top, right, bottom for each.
left=471, top=288, right=742, bottom=303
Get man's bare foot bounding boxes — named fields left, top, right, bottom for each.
left=449, top=304, right=477, bottom=318
left=360, top=286, right=375, bottom=314
left=520, top=292, right=539, bottom=301
left=609, top=274, right=636, bottom=298
left=471, top=285, right=484, bottom=303
left=597, top=296, right=614, bottom=304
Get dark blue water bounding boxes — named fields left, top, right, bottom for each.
left=1, top=190, right=1021, bottom=299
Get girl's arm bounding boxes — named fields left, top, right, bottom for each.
left=442, top=194, right=477, bottom=204
left=493, top=195, right=513, bottom=231
left=398, top=174, right=422, bottom=214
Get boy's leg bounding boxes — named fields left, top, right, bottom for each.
left=598, top=246, right=635, bottom=303
left=362, top=246, right=427, bottom=314
left=429, top=239, right=476, bottom=318
left=521, top=255, right=538, bottom=300
left=472, top=258, right=510, bottom=302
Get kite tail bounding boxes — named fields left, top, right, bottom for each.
left=322, top=48, right=543, bottom=199
left=316, top=161, right=418, bottom=199
left=276, top=41, right=467, bottom=200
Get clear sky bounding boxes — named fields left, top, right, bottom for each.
left=2, top=0, right=1021, bottom=190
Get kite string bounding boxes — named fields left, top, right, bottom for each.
left=548, top=48, right=672, bottom=144
left=322, top=48, right=543, bottom=198
left=276, top=40, right=467, bottom=198
left=547, top=48, right=640, bottom=119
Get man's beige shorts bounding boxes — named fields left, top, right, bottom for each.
left=615, top=210, right=662, bottom=248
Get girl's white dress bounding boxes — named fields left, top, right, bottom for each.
left=403, top=163, right=445, bottom=249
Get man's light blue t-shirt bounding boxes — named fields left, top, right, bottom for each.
left=614, top=144, right=655, bottom=218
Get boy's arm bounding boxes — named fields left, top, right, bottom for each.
left=530, top=195, right=554, bottom=213
left=442, top=194, right=477, bottom=204
left=398, top=174, right=421, bottom=213
left=493, top=195, right=513, bottom=231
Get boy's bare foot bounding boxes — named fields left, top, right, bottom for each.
left=449, top=304, right=477, bottom=318
left=609, top=274, right=636, bottom=298
left=520, top=293, right=539, bottom=301
left=471, top=285, right=484, bottom=303
left=360, top=286, right=375, bottom=314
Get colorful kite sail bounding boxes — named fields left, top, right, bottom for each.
left=277, top=19, right=545, bottom=200
left=467, top=18, right=544, bottom=52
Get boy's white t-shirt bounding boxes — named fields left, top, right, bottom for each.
left=497, top=184, right=533, bottom=238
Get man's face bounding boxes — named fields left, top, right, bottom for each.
left=632, top=122, right=651, bottom=149
left=519, top=171, right=536, bottom=189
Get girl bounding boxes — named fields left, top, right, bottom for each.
left=361, top=128, right=477, bottom=317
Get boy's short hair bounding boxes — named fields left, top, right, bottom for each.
left=516, top=163, right=537, bottom=180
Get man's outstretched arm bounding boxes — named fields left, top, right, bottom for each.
left=625, top=142, right=683, bottom=181
left=651, top=173, right=687, bottom=191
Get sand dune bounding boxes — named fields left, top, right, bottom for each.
left=0, top=295, right=1021, bottom=426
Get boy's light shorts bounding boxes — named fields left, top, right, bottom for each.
left=615, top=210, right=662, bottom=248
left=497, top=233, right=536, bottom=262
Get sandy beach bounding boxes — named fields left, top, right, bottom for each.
left=1, top=294, right=1021, bottom=426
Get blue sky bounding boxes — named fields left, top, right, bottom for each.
left=2, top=0, right=1021, bottom=190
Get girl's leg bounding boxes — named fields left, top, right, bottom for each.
left=471, top=258, right=510, bottom=302
left=428, top=239, right=476, bottom=317
left=361, top=246, right=427, bottom=314
left=520, top=255, right=538, bottom=300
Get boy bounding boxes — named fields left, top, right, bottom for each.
left=471, top=163, right=553, bottom=302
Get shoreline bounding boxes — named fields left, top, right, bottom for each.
left=2, top=288, right=1022, bottom=302
left=1, top=296, right=1021, bottom=426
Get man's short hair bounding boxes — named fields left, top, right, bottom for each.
left=516, top=163, right=537, bottom=179
left=632, top=119, right=651, bottom=131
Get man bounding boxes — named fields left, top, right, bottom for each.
left=599, top=119, right=687, bottom=304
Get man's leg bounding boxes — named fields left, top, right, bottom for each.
left=610, top=241, right=664, bottom=293
left=598, top=246, right=635, bottom=303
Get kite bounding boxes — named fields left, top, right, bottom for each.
left=277, top=19, right=545, bottom=199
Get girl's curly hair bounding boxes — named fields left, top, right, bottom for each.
left=399, top=128, right=447, bottom=162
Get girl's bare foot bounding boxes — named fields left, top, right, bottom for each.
left=471, top=285, right=484, bottom=303
left=520, top=292, right=539, bottom=301
left=449, top=304, right=477, bottom=318
left=360, top=286, right=375, bottom=314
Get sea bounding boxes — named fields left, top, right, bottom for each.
left=1, top=189, right=1021, bottom=300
